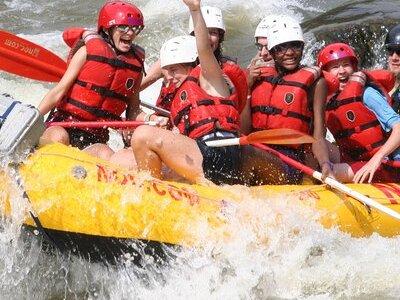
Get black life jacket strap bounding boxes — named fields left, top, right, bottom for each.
left=75, top=80, right=129, bottom=102
left=86, top=54, right=142, bottom=72
left=251, top=105, right=312, bottom=123
left=64, top=98, right=122, bottom=120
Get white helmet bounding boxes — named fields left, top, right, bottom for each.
left=266, top=15, right=304, bottom=51
left=188, top=6, right=225, bottom=34
left=160, top=35, right=198, bottom=68
left=254, top=15, right=279, bottom=39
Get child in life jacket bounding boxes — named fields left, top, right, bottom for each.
left=318, top=42, right=400, bottom=183
left=246, top=16, right=276, bottom=96
left=130, top=0, right=242, bottom=185
left=240, top=15, right=333, bottom=185
left=385, top=24, right=400, bottom=113
left=38, top=1, right=146, bottom=166
left=140, top=5, right=248, bottom=115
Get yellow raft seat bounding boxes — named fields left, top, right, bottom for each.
left=2, top=143, right=400, bottom=263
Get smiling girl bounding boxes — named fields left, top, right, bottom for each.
left=38, top=1, right=145, bottom=161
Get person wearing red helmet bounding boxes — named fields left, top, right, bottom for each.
left=38, top=1, right=146, bottom=165
left=318, top=42, right=400, bottom=183
left=239, top=16, right=333, bottom=185
left=130, top=0, right=242, bottom=185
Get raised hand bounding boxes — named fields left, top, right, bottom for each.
left=182, top=0, right=200, bottom=11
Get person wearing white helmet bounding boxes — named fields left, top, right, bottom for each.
left=130, top=0, right=242, bottom=185
left=141, top=5, right=248, bottom=114
left=246, top=16, right=275, bottom=92
left=188, top=5, right=248, bottom=112
left=240, top=15, right=333, bottom=185
left=188, top=5, right=225, bottom=58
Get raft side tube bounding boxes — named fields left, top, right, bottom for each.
left=0, top=93, right=44, bottom=162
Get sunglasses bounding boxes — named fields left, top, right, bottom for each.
left=255, top=43, right=268, bottom=51
left=271, top=41, right=303, bottom=54
left=115, top=24, right=144, bottom=35
left=387, top=48, right=400, bottom=56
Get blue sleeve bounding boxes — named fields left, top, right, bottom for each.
left=363, top=87, right=400, bottom=132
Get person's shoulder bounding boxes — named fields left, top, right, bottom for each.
left=131, top=44, right=145, bottom=61
left=363, top=86, right=387, bottom=107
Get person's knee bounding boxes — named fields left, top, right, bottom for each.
left=332, top=163, right=354, bottom=182
left=40, top=127, right=69, bottom=145
left=131, top=125, right=155, bottom=151
left=84, top=143, right=114, bottom=160
left=109, top=148, right=137, bottom=170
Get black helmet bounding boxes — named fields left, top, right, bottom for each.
left=385, top=24, right=400, bottom=48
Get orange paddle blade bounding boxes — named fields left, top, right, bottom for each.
left=246, top=128, right=315, bottom=145
left=0, top=30, right=66, bottom=82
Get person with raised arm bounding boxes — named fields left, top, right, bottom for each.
left=141, top=4, right=248, bottom=117
left=130, top=0, right=242, bottom=185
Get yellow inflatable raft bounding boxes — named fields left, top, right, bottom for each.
left=2, top=143, right=400, bottom=263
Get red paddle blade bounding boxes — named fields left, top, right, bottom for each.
left=0, top=30, right=66, bottom=82
left=247, top=128, right=315, bottom=145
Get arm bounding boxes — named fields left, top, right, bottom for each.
left=139, top=59, right=162, bottom=91
left=38, top=46, right=87, bottom=115
left=246, top=54, right=266, bottom=91
left=126, top=72, right=143, bottom=120
left=353, top=87, right=400, bottom=183
left=240, top=96, right=252, bottom=135
left=311, top=77, right=334, bottom=179
left=183, top=0, right=229, bottom=98
left=128, top=73, right=170, bottom=127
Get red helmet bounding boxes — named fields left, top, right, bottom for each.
left=317, top=43, right=358, bottom=70
left=98, top=1, right=144, bottom=32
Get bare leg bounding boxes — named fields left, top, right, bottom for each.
left=39, top=126, right=70, bottom=146
left=332, top=163, right=354, bottom=182
left=83, top=143, right=114, bottom=160
left=327, top=142, right=341, bottom=163
left=109, top=147, right=137, bottom=170
left=131, top=125, right=205, bottom=182
left=240, top=145, right=289, bottom=185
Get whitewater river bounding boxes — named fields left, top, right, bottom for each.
left=0, top=0, right=400, bottom=298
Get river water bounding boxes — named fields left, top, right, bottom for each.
left=1, top=0, right=400, bottom=299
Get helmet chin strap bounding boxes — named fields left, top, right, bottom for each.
left=101, top=29, right=124, bottom=55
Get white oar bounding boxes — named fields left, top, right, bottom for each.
left=253, top=142, right=400, bottom=221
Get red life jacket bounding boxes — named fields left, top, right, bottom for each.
left=322, top=70, right=340, bottom=97
left=58, top=29, right=144, bottom=121
left=156, top=81, right=175, bottom=112
left=155, top=58, right=248, bottom=114
left=62, top=27, right=86, bottom=48
left=325, top=71, right=394, bottom=161
left=167, top=67, right=240, bottom=139
left=220, top=57, right=248, bottom=113
left=250, top=66, right=320, bottom=133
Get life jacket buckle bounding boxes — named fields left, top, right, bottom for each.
left=269, top=76, right=283, bottom=85
left=260, top=106, right=277, bottom=115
